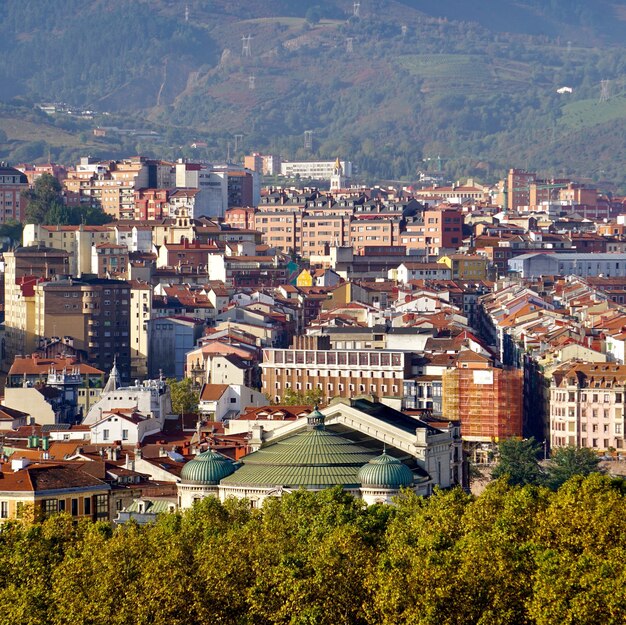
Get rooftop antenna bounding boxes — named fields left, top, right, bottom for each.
left=185, top=5, right=189, bottom=22
left=248, top=75, right=256, bottom=90
left=346, top=37, right=354, bottom=53
left=353, top=1, right=360, bottom=17
left=599, top=79, right=610, bottom=103
left=304, top=130, right=313, bottom=150
left=242, top=34, right=252, bottom=57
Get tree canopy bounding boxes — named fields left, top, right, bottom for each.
left=24, top=173, right=112, bottom=226
left=167, top=377, right=199, bottom=415
left=1, top=476, right=626, bottom=623
left=492, top=437, right=546, bottom=487
left=546, top=445, right=604, bottom=490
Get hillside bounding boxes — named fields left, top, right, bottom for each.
left=2, top=1, right=626, bottom=187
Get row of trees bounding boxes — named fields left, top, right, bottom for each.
left=493, top=437, right=603, bottom=490
left=0, top=475, right=624, bottom=624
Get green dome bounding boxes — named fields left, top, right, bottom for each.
left=220, top=429, right=379, bottom=489
left=358, top=453, right=414, bottom=489
left=180, top=450, right=236, bottom=485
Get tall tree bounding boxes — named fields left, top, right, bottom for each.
left=167, top=377, right=199, bottom=415
left=546, top=445, right=604, bottom=490
left=24, top=173, right=64, bottom=224
left=492, top=437, right=545, bottom=487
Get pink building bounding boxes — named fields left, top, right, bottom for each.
left=550, top=362, right=626, bottom=452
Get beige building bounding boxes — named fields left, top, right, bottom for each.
left=129, top=281, right=153, bottom=379
left=22, top=224, right=116, bottom=276
left=4, top=246, right=70, bottom=366
left=261, top=348, right=410, bottom=404
left=550, top=362, right=626, bottom=452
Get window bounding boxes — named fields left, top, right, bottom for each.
left=95, top=495, right=108, bottom=520
left=58, top=500, right=66, bottom=512
left=616, top=424, right=622, bottom=435
left=122, top=429, right=129, bottom=441
left=102, top=429, right=109, bottom=441
left=42, top=499, right=58, bottom=517
left=71, top=499, right=78, bottom=516
left=0, top=502, right=7, bottom=518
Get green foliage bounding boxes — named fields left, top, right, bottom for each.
left=546, top=445, right=604, bottom=491
left=1, top=3, right=626, bottom=186
left=167, top=377, right=199, bottom=415
left=24, top=173, right=112, bottom=226
left=492, top=437, right=546, bottom=487
left=282, top=387, right=325, bottom=406
left=1, top=477, right=626, bottom=622
left=0, top=219, right=23, bottom=244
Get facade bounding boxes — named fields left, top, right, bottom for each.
left=550, top=363, right=626, bottom=452
left=3, top=246, right=71, bottom=366
left=147, top=316, right=205, bottom=379
left=261, top=348, right=410, bottom=404
left=0, top=165, right=28, bottom=223
left=509, top=253, right=626, bottom=279
left=33, top=278, right=131, bottom=380
left=280, top=160, right=352, bottom=180
left=400, top=207, right=463, bottom=255
left=0, top=461, right=110, bottom=523
left=442, top=365, right=524, bottom=443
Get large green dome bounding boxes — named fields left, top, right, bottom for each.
left=358, top=453, right=414, bottom=489
left=180, top=449, right=236, bottom=485
left=220, top=428, right=379, bottom=489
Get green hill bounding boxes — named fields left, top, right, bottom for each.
left=2, top=0, right=626, bottom=187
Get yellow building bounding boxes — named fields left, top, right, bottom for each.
left=296, top=269, right=314, bottom=287
left=438, top=254, right=490, bottom=280
left=0, top=461, right=111, bottom=523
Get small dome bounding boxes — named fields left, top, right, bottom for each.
left=180, top=450, right=236, bottom=485
left=358, top=453, right=414, bottom=489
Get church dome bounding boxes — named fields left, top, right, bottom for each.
left=180, top=449, right=236, bottom=485
left=358, top=453, right=414, bottom=489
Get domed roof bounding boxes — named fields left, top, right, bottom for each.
left=358, top=453, right=414, bottom=489
left=220, top=428, right=378, bottom=489
left=180, top=449, right=236, bottom=485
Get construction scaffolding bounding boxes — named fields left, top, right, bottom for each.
left=442, top=367, right=523, bottom=447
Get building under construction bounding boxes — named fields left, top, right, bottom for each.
left=442, top=366, right=523, bottom=462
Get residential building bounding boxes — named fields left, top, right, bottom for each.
left=550, top=362, right=626, bottom=451
left=0, top=165, right=28, bottom=223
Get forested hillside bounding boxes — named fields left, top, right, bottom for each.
left=1, top=477, right=625, bottom=624
left=2, top=1, right=626, bottom=186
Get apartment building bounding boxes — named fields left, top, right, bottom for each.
left=129, top=280, right=152, bottom=379
left=400, top=207, right=463, bottom=255
left=0, top=165, right=28, bottom=223
left=4, top=246, right=71, bottom=366
left=261, top=348, right=410, bottom=403
left=22, top=224, right=116, bottom=276
left=33, top=278, right=131, bottom=380
left=550, top=362, right=626, bottom=451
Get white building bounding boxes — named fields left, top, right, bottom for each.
left=177, top=398, right=464, bottom=509
left=280, top=160, right=353, bottom=180
left=509, top=253, right=626, bottom=278
left=83, top=368, right=172, bottom=427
